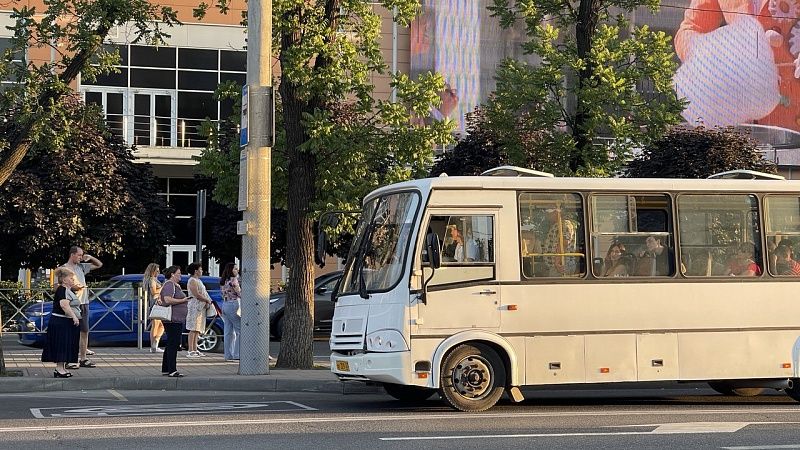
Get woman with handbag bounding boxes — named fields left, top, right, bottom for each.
left=159, top=265, right=189, bottom=377
left=219, top=263, right=241, bottom=361
left=42, top=267, right=81, bottom=378
left=186, top=262, right=213, bottom=357
left=142, top=263, right=164, bottom=353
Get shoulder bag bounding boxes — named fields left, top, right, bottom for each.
left=150, top=281, right=175, bottom=321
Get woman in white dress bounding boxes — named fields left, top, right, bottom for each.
left=185, top=262, right=213, bottom=357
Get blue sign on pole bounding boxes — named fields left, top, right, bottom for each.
left=240, top=85, right=249, bottom=147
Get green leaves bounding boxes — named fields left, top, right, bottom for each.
left=488, top=0, right=683, bottom=174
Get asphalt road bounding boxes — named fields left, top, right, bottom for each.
left=1, top=386, right=799, bottom=449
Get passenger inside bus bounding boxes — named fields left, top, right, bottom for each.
left=442, top=223, right=479, bottom=263
left=773, top=244, right=800, bottom=275
left=542, top=205, right=580, bottom=276
left=726, top=242, right=762, bottom=277
left=602, top=242, right=629, bottom=277
left=635, top=235, right=675, bottom=276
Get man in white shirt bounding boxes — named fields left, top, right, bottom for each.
left=62, top=246, right=102, bottom=369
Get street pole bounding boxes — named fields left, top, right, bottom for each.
left=238, top=0, right=273, bottom=375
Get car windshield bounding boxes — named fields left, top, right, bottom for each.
left=340, top=191, right=420, bottom=296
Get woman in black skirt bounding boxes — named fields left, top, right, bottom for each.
left=42, top=267, right=81, bottom=378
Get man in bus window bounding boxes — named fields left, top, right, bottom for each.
left=774, top=244, right=800, bottom=276
left=639, top=235, right=675, bottom=276
left=542, top=206, right=578, bottom=276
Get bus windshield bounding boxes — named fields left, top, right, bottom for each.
left=340, top=191, right=420, bottom=297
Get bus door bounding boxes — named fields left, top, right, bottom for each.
left=418, top=212, right=500, bottom=331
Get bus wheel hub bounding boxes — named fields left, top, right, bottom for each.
left=454, top=356, right=492, bottom=398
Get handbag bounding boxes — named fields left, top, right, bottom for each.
left=205, top=302, right=218, bottom=318
left=149, top=303, right=172, bottom=321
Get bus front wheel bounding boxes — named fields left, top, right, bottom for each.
left=440, top=343, right=506, bottom=412
left=383, top=383, right=437, bottom=403
left=708, top=382, right=764, bottom=397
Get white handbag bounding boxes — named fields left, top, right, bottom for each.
left=205, top=302, right=218, bottom=318
left=149, top=303, right=172, bottom=321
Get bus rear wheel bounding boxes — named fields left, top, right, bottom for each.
left=383, top=383, right=437, bottom=403
left=440, top=343, right=506, bottom=412
left=707, top=382, right=764, bottom=397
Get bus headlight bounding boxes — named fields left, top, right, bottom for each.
left=366, top=329, right=409, bottom=352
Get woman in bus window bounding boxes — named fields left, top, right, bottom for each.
left=602, top=242, right=629, bottom=277
left=726, top=242, right=762, bottom=277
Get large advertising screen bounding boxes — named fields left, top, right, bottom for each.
left=410, top=0, right=800, bottom=140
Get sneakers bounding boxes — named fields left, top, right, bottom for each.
left=186, top=351, right=201, bottom=358
left=150, top=347, right=164, bottom=353
left=86, top=349, right=95, bottom=356
left=269, top=355, right=277, bottom=362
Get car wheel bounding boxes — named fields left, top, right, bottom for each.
left=198, top=324, right=222, bottom=353
left=273, top=316, right=284, bottom=341
left=439, top=343, right=506, bottom=412
left=383, top=383, right=437, bottom=403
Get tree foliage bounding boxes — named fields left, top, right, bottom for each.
left=487, top=0, right=685, bottom=175
left=430, top=106, right=557, bottom=177
left=0, top=0, right=179, bottom=187
left=0, top=95, right=173, bottom=272
left=626, top=127, right=777, bottom=178
left=196, top=1, right=455, bottom=368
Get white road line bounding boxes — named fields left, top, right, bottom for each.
left=721, top=446, right=800, bottom=449
left=7, top=408, right=800, bottom=433
left=107, top=390, right=128, bottom=402
left=378, top=422, right=780, bottom=441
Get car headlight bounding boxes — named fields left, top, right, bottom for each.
left=269, top=298, right=279, bottom=304
left=366, top=329, right=409, bottom=352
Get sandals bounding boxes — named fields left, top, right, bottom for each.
left=167, top=371, right=184, bottom=378
left=53, top=370, right=73, bottom=378
left=79, top=359, right=96, bottom=368
left=65, top=363, right=79, bottom=370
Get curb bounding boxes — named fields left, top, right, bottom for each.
left=0, top=376, right=384, bottom=394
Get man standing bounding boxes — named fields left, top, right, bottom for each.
left=62, top=246, right=102, bottom=369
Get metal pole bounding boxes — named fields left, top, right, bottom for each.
left=195, top=189, right=206, bottom=264
left=239, top=0, right=272, bottom=375
left=137, top=285, right=143, bottom=350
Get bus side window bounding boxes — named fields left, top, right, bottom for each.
left=519, top=192, right=586, bottom=278
left=424, top=214, right=495, bottom=286
left=765, top=195, right=800, bottom=276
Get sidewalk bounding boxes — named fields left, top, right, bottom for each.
left=1, top=346, right=377, bottom=394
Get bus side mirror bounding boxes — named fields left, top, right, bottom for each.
left=426, top=232, right=441, bottom=269
left=316, top=229, right=328, bottom=268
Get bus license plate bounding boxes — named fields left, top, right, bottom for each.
left=336, top=360, right=350, bottom=371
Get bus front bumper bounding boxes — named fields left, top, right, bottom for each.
left=330, top=351, right=420, bottom=386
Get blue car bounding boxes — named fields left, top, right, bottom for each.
left=17, top=274, right=225, bottom=352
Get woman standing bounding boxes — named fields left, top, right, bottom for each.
left=142, top=263, right=164, bottom=353
left=186, top=262, right=213, bottom=357
left=159, top=265, right=189, bottom=377
left=42, top=267, right=81, bottom=378
left=219, top=263, right=241, bottom=361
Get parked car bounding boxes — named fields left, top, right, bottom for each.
left=269, top=271, right=342, bottom=340
left=17, top=274, right=225, bottom=352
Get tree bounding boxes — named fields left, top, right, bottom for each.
left=0, top=0, right=179, bottom=187
left=487, top=0, right=685, bottom=175
left=196, top=2, right=455, bottom=368
left=626, top=127, right=777, bottom=178
left=430, top=106, right=556, bottom=177
left=0, top=95, right=173, bottom=271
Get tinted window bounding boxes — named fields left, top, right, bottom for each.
left=131, top=68, right=175, bottom=89
left=178, top=70, right=219, bottom=91
left=131, top=45, right=175, bottom=68
left=179, top=48, right=218, bottom=70
left=220, top=50, right=246, bottom=71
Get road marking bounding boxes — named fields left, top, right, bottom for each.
left=8, top=408, right=800, bottom=432
left=107, top=390, right=127, bottom=402
left=722, top=446, right=800, bottom=449
left=378, top=422, right=774, bottom=441
left=30, top=401, right=316, bottom=419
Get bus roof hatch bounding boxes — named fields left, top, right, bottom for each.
left=480, top=166, right=555, bottom=178
left=706, top=170, right=785, bottom=180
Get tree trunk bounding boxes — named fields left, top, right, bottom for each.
left=0, top=26, right=108, bottom=187
left=275, top=64, right=317, bottom=369
left=571, top=0, right=600, bottom=173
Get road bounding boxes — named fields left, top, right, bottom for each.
left=0, top=386, right=799, bottom=449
